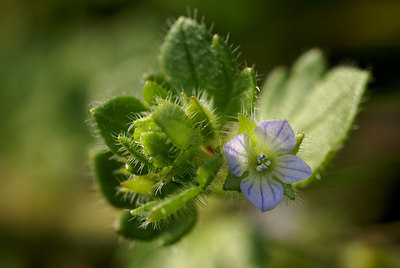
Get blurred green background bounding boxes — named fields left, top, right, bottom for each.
left=1, top=0, right=399, bottom=267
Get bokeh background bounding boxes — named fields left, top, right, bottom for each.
left=1, top=0, right=400, bottom=267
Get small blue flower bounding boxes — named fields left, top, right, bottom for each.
left=224, top=120, right=312, bottom=212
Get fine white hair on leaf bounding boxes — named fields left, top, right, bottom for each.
left=208, top=21, right=215, bottom=32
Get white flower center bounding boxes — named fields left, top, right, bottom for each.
left=256, top=154, right=271, bottom=172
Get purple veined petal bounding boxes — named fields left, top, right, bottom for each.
left=240, top=174, right=284, bottom=212
left=254, top=120, right=296, bottom=154
left=223, top=134, right=251, bottom=177
left=272, top=154, right=312, bottom=184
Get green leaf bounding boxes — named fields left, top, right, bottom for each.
left=130, top=200, right=159, bottom=219
left=116, top=210, right=197, bottom=246
left=155, top=180, right=180, bottom=198
left=92, top=150, right=142, bottom=209
left=282, top=183, right=295, bottom=200
left=141, top=132, right=174, bottom=168
left=152, top=101, right=199, bottom=149
left=159, top=17, right=232, bottom=114
left=144, top=73, right=172, bottom=91
left=120, top=168, right=180, bottom=197
left=147, top=186, right=202, bottom=222
left=131, top=186, right=201, bottom=223
left=290, top=133, right=305, bottom=155
left=90, top=96, right=147, bottom=156
left=186, top=96, right=216, bottom=141
left=224, top=68, right=257, bottom=116
left=258, top=49, right=326, bottom=120
left=143, top=81, right=169, bottom=106
left=197, top=154, right=223, bottom=188
left=124, top=162, right=149, bottom=176
left=157, top=210, right=197, bottom=246
left=211, top=34, right=237, bottom=84
left=119, top=175, right=157, bottom=196
left=133, top=116, right=159, bottom=141
left=223, top=171, right=248, bottom=192
left=117, top=135, right=153, bottom=168
left=238, top=114, right=256, bottom=145
left=257, top=49, right=369, bottom=185
left=173, top=146, right=197, bottom=172
left=116, top=212, right=160, bottom=241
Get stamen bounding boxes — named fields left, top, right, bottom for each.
left=257, top=155, right=266, bottom=163
left=256, top=163, right=268, bottom=171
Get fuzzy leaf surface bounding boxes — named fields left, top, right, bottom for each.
left=143, top=81, right=168, bottom=106
left=90, top=96, right=147, bottom=156
left=152, top=101, right=198, bottom=149
left=160, top=17, right=227, bottom=112
left=223, top=171, right=249, bottom=192
left=257, top=49, right=369, bottom=185
left=160, top=17, right=256, bottom=117
left=157, top=210, right=197, bottom=246
left=187, top=96, right=215, bottom=141
left=116, top=212, right=160, bottom=240
left=197, top=153, right=223, bottom=188
left=92, top=150, right=143, bottom=209
left=116, top=210, right=196, bottom=246
left=225, top=68, right=257, bottom=116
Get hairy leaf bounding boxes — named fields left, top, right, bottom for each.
left=90, top=96, right=147, bottom=155
left=160, top=17, right=228, bottom=112
left=116, top=210, right=197, bottom=246
left=116, top=212, right=160, bottom=240
left=197, top=153, right=223, bottom=188
left=143, top=81, right=169, bottom=106
left=225, top=68, right=257, bottom=116
left=92, top=150, right=144, bottom=209
left=186, top=96, right=216, bottom=141
left=257, top=49, right=369, bottom=185
left=157, top=210, right=197, bottom=246
left=152, top=101, right=199, bottom=149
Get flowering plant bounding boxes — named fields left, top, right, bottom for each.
left=224, top=119, right=311, bottom=211
left=89, top=16, right=369, bottom=245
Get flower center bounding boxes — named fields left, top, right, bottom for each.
left=256, top=154, right=271, bottom=172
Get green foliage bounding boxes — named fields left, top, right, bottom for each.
left=160, top=17, right=226, bottom=112
left=143, top=81, right=169, bottom=106
left=145, top=186, right=202, bottom=222
left=258, top=49, right=369, bottom=185
left=186, top=96, right=216, bottom=142
left=156, top=210, right=197, bottom=246
left=152, top=101, right=199, bottom=149
left=119, top=175, right=157, bottom=196
left=118, top=135, right=153, bottom=169
left=291, top=133, right=305, bottom=156
left=238, top=113, right=257, bottom=145
left=92, top=150, right=144, bottom=209
left=90, top=17, right=368, bottom=246
left=90, top=96, right=147, bottom=156
left=116, top=210, right=197, bottom=245
left=116, top=212, right=161, bottom=241
left=197, top=153, right=223, bottom=188
left=144, top=73, right=172, bottom=91
left=223, top=172, right=243, bottom=192
left=210, top=34, right=237, bottom=85
left=159, top=17, right=257, bottom=117
left=226, top=68, right=258, bottom=116
left=282, top=183, right=295, bottom=200
left=140, top=132, right=174, bottom=168
left=223, top=170, right=250, bottom=192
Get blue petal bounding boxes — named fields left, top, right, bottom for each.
left=254, top=120, right=296, bottom=154
left=240, top=175, right=284, bottom=212
left=223, top=134, right=250, bottom=177
left=273, top=154, right=312, bottom=184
